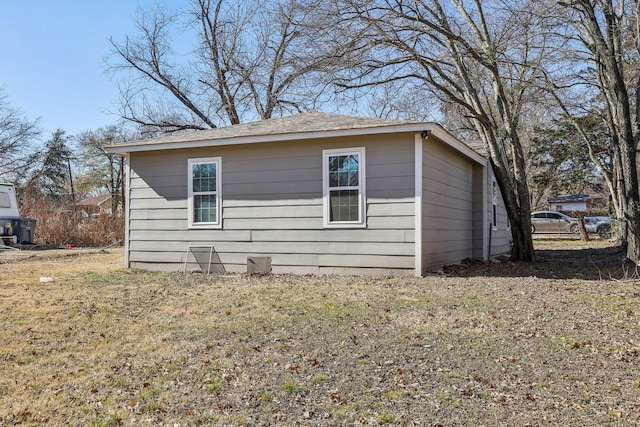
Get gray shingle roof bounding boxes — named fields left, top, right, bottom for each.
left=547, top=194, right=591, bottom=203
left=109, top=112, right=420, bottom=149
left=464, top=139, right=486, bottom=157
left=103, top=111, right=486, bottom=165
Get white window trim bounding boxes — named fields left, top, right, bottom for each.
left=188, top=157, right=222, bottom=229
left=322, top=147, right=366, bottom=228
left=492, top=177, right=498, bottom=231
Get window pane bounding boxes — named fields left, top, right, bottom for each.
left=329, top=171, right=338, bottom=187
left=194, top=194, right=217, bottom=223
left=194, top=163, right=215, bottom=179
left=192, top=163, right=216, bottom=192
left=348, top=168, right=358, bottom=186
left=328, top=155, right=346, bottom=173
left=346, top=155, right=359, bottom=186
left=200, top=163, right=216, bottom=177
left=338, top=170, right=348, bottom=186
left=329, top=190, right=359, bottom=222
left=205, top=175, right=216, bottom=192
left=328, top=154, right=359, bottom=187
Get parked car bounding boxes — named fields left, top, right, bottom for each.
left=583, top=216, right=613, bottom=238
left=530, top=211, right=580, bottom=234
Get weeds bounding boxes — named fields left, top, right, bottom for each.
left=312, top=374, right=328, bottom=384
left=2, top=242, right=640, bottom=425
left=377, top=412, right=395, bottom=424
left=383, top=390, right=403, bottom=400
left=89, top=413, right=123, bottom=427
left=207, top=375, right=224, bottom=393
left=19, top=193, right=124, bottom=247
left=281, top=378, right=306, bottom=395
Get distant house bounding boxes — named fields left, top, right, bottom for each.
left=75, top=194, right=114, bottom=219
left=548, top=194, right=592, bottom=212
left=104, top=112, right=512, bottom=276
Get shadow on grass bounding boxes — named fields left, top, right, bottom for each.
left=444, top=241, right=633, bottom=280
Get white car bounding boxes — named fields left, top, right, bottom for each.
left=530, top=211, right=580, bottom=234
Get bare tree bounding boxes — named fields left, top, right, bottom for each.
left=76, top=125, right=130, bottom=213
left=107, top=0, right=341, bottom=134
left=0, top=88, right=40, bottom=182
left=546, top=0, right=640, bottom=261
left=355, top=81, right=443, bottom=121
left=332, top=0, right=555, bottom=261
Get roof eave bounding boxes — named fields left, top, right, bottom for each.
left=104, top=122, right=486, bottom=165
left=103, top=123, right=435, bottom=154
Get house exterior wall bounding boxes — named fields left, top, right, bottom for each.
left=487, top=167, right=512, bottom=257
left=126, top=134, right=417, bottom=275
left=418, top=139, right=510, bottom=272
left=472, top=163, right=486, bottom=260
left=421, top=138, right=477, bottom=270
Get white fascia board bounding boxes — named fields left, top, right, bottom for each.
left=103, top=123, right=437, bottom=154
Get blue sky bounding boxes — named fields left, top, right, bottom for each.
left=0, top=1, right=177, bottom=138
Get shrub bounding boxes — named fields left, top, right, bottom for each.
left=18, top=192, right=124, bottom=247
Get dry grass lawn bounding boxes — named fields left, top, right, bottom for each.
left=2, top=240, right=640, bottom=426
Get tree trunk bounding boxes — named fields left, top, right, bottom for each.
left=477, top=135, right=536, bottom=262
left=493, top=164, right=536, bottom=262
left=510, top=209, right=536, bottom=261
left=573, top=211, right=590, bottom=242
left=565, top=0, right=640, bottom=263
left=620, top=145, right=640, bottom=261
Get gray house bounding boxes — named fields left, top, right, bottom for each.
left=105, top=112, right=511, bottom=276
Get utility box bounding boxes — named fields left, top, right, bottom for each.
left=247, top=256, right=272, bottom=274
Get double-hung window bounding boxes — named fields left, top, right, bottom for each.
left=188, top=157, right=222, bottom=228
left=322, top=147, right=366, bottom=228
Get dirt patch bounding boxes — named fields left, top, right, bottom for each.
left=445, top=238, right=628, bottom=280
left=1, top=242, right=640, bottom=425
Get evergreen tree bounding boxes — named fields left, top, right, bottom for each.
left=529, top=114, right=611, bottom=208
left=38, top=129, right=73, bottom=201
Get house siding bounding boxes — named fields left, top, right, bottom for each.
left=126, top=134, right=416, bottom=275
left=421, top=137, right=476, bottom=270
left=472, top=164, right=486, bottom=260
left=487, top=167, right=512, bottom=257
